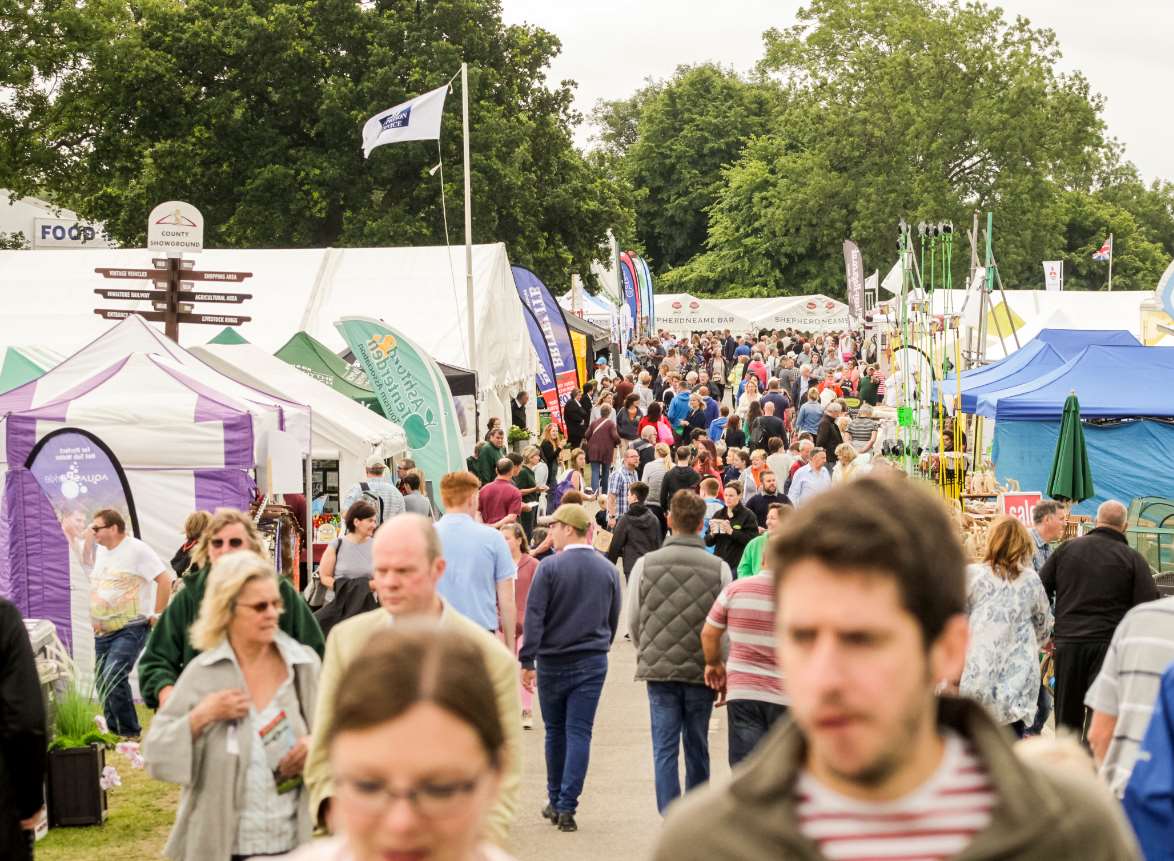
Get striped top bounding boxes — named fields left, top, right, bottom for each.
left=705, top=573, right=786, bottom=705
left=795, top=730, right=995, bottom=860
left=1084, top=596, right=1174, bottom=798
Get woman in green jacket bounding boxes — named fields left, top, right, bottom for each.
left=138, top=508, right=324, bottom=710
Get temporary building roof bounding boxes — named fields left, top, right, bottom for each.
left=0, top=243, right=536, bottom=427
left=939, top=329, right=1141, bottom=410
left=710, top=297, right=795, bottom=326
left=654, top=293, right=753, bottom=333
left=753, top=295, right=851, bottom=331
left=192, top=342, right=407, bottom=488
left=564, top=312, right=612, bottom=355
left=979, top=346, right=1174, bottom=420
left=0, top=315, right=311, bottom=458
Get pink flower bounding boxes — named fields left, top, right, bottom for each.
left=94, top=715, right=110, bottom=734
left=99, top=765, right=121, bottom=791
left=115, top=741, right=146, bottom=769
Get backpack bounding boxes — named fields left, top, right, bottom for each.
left=359, top=482, right=386, bottom=525
left=547, top=470, right=577, bottom=513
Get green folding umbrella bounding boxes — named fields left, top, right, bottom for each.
left=1047, top=392, right=1094, bottom=503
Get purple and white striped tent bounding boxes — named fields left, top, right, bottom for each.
left=0, top=317, right=314, bottom=675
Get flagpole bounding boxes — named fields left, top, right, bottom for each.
left=1107, top=232, right=1114, bottom=292
left=461, top=61, right=475, bottom=370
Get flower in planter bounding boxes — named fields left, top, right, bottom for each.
left=99, top=765, right=121, bottom=791
left=94, top=715, right=110, bottom=734
left=115, top=741, right=145, bottom=770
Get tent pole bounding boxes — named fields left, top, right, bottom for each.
left=303, top=455, right=313, bottom=592
left=461, top=62, right=476, bottom=375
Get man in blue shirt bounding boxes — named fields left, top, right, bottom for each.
left=434, top=471, right=517, bottom=652
left=666, top=381, right=693, bottom=434
left=521, top=504, right=623, bottom=833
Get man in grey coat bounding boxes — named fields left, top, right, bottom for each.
left=628, top=489, right=732, bottom=815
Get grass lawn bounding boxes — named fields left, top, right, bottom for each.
left=37, top=705, right=179, bottom=861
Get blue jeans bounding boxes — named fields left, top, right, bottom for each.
left=94, top=621, right=149, bottom=736
left=647, top=680, right=714, bottom=814
left=1026, top=682, right=1053, bottom=736
left=537, top=653, right=608, bottom=814
left=727, top=700, right=787, bottom=767
left=589, top=461, right=611, bottom=494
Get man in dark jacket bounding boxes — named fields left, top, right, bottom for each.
left=814, top=402, right=845, bottom=468
left=562, top=388, right=589, bottom=449
left=628, top=490, right=730, bottom=814
left=138, top=509, right=325, bottom=709
left=1041, top=499, right=1158, bottom=737
left=0, top=598, right=46, bottom=861
left=607, top=481, right=662, bottom=581
left=745, top=470, right=791, bottom=528
left=660, top=446, right=702, bottom=510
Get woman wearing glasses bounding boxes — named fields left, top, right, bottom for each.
left=138, top=508, right=325, bottom=711
left=145, top=552, right=321, bottom=861
left=278, top=624, right=514, bottom=861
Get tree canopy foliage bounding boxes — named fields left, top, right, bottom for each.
left=597, top=0, right=1174, bottom=297
left=0, top=0, right=631, bottom=288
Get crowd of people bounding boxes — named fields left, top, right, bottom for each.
left=1, top=323, right=1172, bottom=861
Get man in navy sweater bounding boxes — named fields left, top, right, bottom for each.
left=520, top=503, right=624, bottom=833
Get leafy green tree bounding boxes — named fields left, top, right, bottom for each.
left=1056, top=189, right=1169, bottom=292
left=0, top=0, right=630, bottom=289
left=668, top=0, right=1110, bottom=297
left=623, top=64, right=780, bottom=271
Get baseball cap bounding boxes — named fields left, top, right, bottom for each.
left=365, top=454, right=387, bottom=470
left=595, top=356, right=608, bottom=366
left=550, top=503, right=590, bottom=532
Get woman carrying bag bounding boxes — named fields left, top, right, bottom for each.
left=145, top=553, right=320, bottom=861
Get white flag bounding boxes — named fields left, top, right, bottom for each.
left=960, top=266, right=986, bottom=332
left=1042, top=260, right=1063, bottom=292
left=362, top=84, right=449, bottom=158
left=880, top=259, right=902, bottom=295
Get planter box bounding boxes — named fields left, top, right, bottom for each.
left=47, top=744, right=108, bottom=827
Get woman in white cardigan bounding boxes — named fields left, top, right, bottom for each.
left=144, top=553, right=320, bottom=861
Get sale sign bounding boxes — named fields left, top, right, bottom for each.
left=1000, top=492, right=1043, bottom=526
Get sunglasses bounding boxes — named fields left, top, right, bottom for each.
left=89, top=523, right=109, bottom=532
left=240, top=599, right=284, bottom=614
left=210, top=537, right=246, bottom=550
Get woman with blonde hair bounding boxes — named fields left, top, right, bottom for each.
left=831, top=443, right=860, bottom=482
left=959, top=515, right=1053, bottom=736
left=145, top=553, right=321, bottom=860
left=276, top=626, right=516, bottom=861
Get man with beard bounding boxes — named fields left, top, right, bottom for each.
left=655, top=478, right=1141, bottom=861
left=745, top=469, right=791, bottom=529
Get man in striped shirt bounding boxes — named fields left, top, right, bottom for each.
left=702, top=570, right=787, bottom=765
left=1086, top=596, right=1174, bottom=797
left=655, top=478, right=1140, bottom=860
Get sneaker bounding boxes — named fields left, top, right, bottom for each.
left=541, top=804, right=559, bottom=825
left=557, top=812, right=578, bottom=832
left=521, top=710, right=534, bottom=730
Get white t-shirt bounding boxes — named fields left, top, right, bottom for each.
left=90, top=536, right=168, bottom=633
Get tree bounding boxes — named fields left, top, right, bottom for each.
left=623, top=64, right=780, bottom=271
left=665, top=0, right=1111, bottom=297
left=0, top=0, right=630, bottom=289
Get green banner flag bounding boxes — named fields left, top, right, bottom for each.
left=335, top=317, right=464, bottom=512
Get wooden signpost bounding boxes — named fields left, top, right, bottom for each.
left=92, top=202, right=253, bottom=341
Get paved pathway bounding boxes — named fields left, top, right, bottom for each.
left=508, top=584, right=730, bottom=861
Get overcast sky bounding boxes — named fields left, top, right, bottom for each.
left=501, top=0, right=1173, bottom=185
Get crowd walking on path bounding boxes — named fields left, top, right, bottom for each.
left=4, top=322, right=1174, bottom=861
